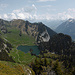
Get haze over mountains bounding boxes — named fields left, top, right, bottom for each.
left=42, top=20, right=65, bottom=30
left=55, top=18, right=75, bottom=40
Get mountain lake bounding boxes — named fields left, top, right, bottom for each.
left=17, top=45, right=40, bottom=55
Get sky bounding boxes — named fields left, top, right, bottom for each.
left=0, top=0, right=75, bottom=21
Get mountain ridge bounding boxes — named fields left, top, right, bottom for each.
left=55, top=18, right=75, bottom=40
left=0, top=19, right=56, bottom=43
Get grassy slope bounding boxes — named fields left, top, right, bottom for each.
left=0, top=61, right=35, bottom=75
left=2, top=27, right=35, bottom=46
left=9, top=48, right=36, bottom=64
left=0, top=27, right=36, bottom=74
left=1, top=27, right=36, bottom=64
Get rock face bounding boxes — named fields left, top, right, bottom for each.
left=0, top=37, right=15, bottom=62
left=0, top=19, right=9, bottom=34
left=55, top=18, right=75, bottom=40
left=37, top=30, right=50, bottom=43
left=0, top=19, right=56, bottom=43
left=10, top=19, right=56, bottom=42
left=1, top=26, right=7, bottom=33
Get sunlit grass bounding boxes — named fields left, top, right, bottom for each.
left=2, top=27, right=35, bottom=47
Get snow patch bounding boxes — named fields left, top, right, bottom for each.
left=69, top=19, right=73, bottom=22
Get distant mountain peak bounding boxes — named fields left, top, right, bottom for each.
left=68, top=19, right=73, bottom=22
left=68, top=18, right=75, bottom=22
left=55, top=18, right=75, bottom=40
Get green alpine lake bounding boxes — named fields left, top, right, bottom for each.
left=17, top=45, right=40, bottom=55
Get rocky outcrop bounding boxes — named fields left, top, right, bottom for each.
left=0, top=37, right=15, bottom=62
left=0, top=19, right=56, bottom=43
left=1, top=26, right=7, bottom=33
left=37, top=30, right=50, bottom=43
left=10, top=19, right=56, bottom=43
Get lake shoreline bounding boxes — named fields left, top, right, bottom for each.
left=17, top=45, right=40, bottom=55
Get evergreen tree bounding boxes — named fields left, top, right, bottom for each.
left=49, top=59, right=52, bottom=67
left=44, top=57, right=48, bottom=67
left=53, top=60, right=63, bottom=75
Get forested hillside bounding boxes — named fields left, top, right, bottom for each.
left=33, top=33, right=75, bottom=75
left=0, top=19, right=75, bottom=75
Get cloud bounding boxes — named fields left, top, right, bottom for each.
left=36, top=8, right=75, bottom=21
left=13, top=4, right=37, bottom=14
left=0, top=15, right=1, bottom=18
left=37, top=0, right=56, bottom=2
left=0, top=4, right=37, bottom=20
left=35, top=8, right=75, bottom=20
left=57, top=8, right=75, bottom=20
left=0, top=7, right=75, bottom=21
left=32, top=4, right=37, bottom=10
left=3, top=14, right=8, bottom=19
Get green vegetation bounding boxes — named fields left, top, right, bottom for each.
left=30, top=33, right=75, bottom=75
left=9, top=48, right=36, bottom=64
left=0, top=61, right=35, bottom=75
left=0, top=27, right=36, bottom=64
left=30, top=52, right=75, bottom=75
left=2, top=27, right=35, bottom=47
left=0, top=19, right=75, bottom=75
left=0, top=26, right=36, bottom=74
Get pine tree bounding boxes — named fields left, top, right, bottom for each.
left=44, top=57, right=48, bottom=67
left=53, top=60, right=63, bottom=75
left=49, top=59, right=52, bottom=67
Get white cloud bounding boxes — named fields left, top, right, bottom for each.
left=56, top=8, right=75, bottom=20
left=13, top=4, right=37, bottom=14
left=0, top=4, right=37, bottom=20
left=0, top=7, right=75, bottom=21
left=37, top=0, right=56, bottom=2
left=3, top=14, right=8, bottom=19
left=35, top=8, right=75, bottom=20
left=9, top=13, right=17, bottom=19
left=32, top=4, right=37, bottom=10
left=0, top=15, right=1, bottom=18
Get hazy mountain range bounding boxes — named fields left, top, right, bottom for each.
left=42, top=20, right=65, bottom=30
left=55, top=18, right=75, bottom=40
